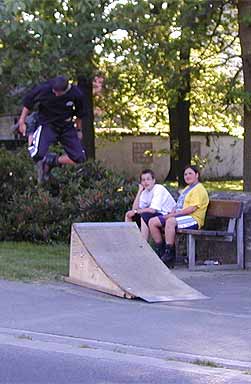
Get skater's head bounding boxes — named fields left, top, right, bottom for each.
left=52, top=76, right=70, bottom=96
left=140, top=169, right=156, bottom=191
left=183, top=165, right=200, bottom=185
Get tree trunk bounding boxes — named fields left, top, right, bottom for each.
left=166, top=35, right=191, bottom=186
left=167, top=100, right=191, bottom=186
left=238, top=0, right=251, bottom=191
left=77, top=76, right=95, bottom=160
left=166, top=108, right=179, bottom=182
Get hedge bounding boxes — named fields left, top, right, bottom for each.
left=0, top=147, right=137, bottom=243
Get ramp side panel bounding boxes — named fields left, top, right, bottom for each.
left=73, top=223, right=206, bottom=302
left=68, top=227, right=134, bottom=299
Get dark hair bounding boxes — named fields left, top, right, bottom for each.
left=183, top=164, right=201, bottom=180
left=140, top=169, right=155, bottom=179
left=51, top=76, right=69, bottom=92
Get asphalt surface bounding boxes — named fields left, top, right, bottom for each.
left=0, top=268, right=251, bottom=382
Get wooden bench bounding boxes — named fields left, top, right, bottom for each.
left=176, top=199, right=244, bottom=270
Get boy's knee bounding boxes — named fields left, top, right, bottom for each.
left=165, top=217, right=176, bottom=228
left=148, top=217, right=157, bottom=228
left=72, top=149, right=86, bottom=164
left=149, top=216, right=161, bottom=228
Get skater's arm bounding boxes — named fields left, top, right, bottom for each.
left=19, top=83, right=44, bottom=137
left=18, top=107, right=30, bottom=137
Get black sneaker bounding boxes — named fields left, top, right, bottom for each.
left=161, top=245, right=176, bottom=269
left=154, top=243, right=166, bottom=259
left=36, top=153, right=59, bottom=183
left=43, top=152, right=59, bottom=181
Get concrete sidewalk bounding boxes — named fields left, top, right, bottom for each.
left=0, top=268, right=251, bottom=371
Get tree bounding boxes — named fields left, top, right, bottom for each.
left=237, top=0, right=251, bottom=191
left=0, top=0, right=243, bottom=178
left=107, top=0, right=241, bottom=184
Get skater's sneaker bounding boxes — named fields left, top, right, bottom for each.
left=37, top=153, right=59, bottom=183
left=42, top=152, right=59, bottom=181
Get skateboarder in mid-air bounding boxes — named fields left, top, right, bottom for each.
left=18, top=76, right=86, bottom=182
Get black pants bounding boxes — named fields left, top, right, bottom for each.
left=133, top=213, right=142, bottom=229
left=28, top=122, right=86, bottom=163
left=140, top=212, right=163, bottom=226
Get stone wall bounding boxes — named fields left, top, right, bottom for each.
left=96, top=133, right=243, bottom=181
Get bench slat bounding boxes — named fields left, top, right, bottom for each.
left=177, top=229, right=217, bottom=236
left=177, top=229, right=234, bottom=237
left=207, top=199, right=243, bottom=218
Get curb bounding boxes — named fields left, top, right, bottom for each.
left=0, top=327, right=250, bottom=372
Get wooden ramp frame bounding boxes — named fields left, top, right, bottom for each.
left=66, top=222, right=207, bottom=303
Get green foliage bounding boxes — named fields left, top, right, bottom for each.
left=5, top=189, right=70, bottom=242
left=0, top=147, right=136, bottom=243
left=104, top=0, right=242, bottom=133
left=77, top=177, right=135, bottom=222
left=0, top=0, right=243, bottom=133
left=0, top=146, right=35, bottom=213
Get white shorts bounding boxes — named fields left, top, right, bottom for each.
left=175, top=215, right=198, bottom=229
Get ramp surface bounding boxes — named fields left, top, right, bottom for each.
left=67, top=222, right=207, bottom=302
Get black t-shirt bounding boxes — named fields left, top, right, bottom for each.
left=23, top=80, right=85, bottom=127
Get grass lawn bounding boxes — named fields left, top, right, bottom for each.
left=0, top=242, right=69, bottom=282
left=203, top=180, right=243, bottom=192
left=165, top=179, right=243, bottom=192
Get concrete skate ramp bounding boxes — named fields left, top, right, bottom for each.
left=67, top=222, right=207, bottom=302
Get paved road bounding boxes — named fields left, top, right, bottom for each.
left=1, top=335, right=251, bottom=384
left=0, top=271, right=250, bottom=367
left=0, top=269, right=251, bottom=383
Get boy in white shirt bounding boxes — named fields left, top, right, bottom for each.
left=125, top=169, right=176, bottom=242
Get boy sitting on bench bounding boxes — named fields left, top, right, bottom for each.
left=148, top=165, right=209, bottom=268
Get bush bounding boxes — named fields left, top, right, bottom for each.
left=3, top=189, right=71, bottom=242
left=0, top=147, right=137, bottom=242
left=77, top=177, right=136, bottom=222
left=0, top=147, right=36, bottom=211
